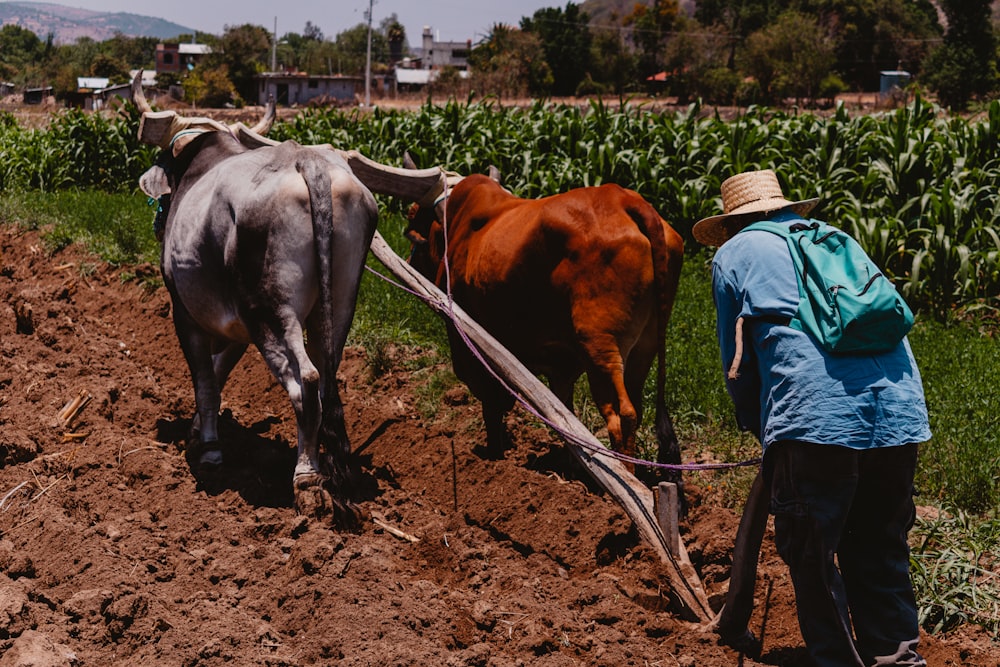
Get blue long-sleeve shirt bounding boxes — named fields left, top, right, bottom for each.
left=711, top=210, right=932, bottom=450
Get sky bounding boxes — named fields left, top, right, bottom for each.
left=57, top=0, right=554, bottom=44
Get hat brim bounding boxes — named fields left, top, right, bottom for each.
left=692, top=197, right=820, bottom=247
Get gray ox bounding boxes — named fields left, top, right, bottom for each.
left=131, top=73, right=378, bottom=525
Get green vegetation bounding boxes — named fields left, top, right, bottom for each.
left=0, top=100, right=997, bottom=638
left=270, top=97, right=1000, bottom=321
left=0, top=188, right=156, bottom=265
left=2, top=2, right=999, bottom=109
left=911, top=508, right=1000, bottom=638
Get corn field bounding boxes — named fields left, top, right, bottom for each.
left=275, top=96, right=1000, bottom=322
left=3, top=97, right=999, bottom=319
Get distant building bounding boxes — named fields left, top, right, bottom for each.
left=64, top=77, right=108, bottom=109
left=255, top=73, right=365, bottom=106
left=23, top=86, right=54, bottom=105
left=391, top=27, right=471, bottom=93
left=879, top=70, right=911, bottom=102
left=0, top=81, right=15, bottom=97
left=419, top=26, right=471, bottom=71
left=156, top=42, right=213, bottom=74
left=394, top=65, right=469, bottom=93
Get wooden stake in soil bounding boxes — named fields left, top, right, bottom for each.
left=655, top=482, right=681, bottom=558
left=53, top=390, right=92, bottom=429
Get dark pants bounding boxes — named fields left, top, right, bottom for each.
left=766, top=441, right=925, bottom=667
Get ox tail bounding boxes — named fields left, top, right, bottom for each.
left=626, top=196, right=683, bottom=476
left=297, top=157, right=339, bottom=430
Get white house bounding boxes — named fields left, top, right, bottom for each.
left=255, top=73, right=364, bottom=106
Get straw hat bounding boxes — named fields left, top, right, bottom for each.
left=692, top=169, right=819, bottom=246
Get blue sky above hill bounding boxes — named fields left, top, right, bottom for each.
left=26, top=0, right=553, bottom=44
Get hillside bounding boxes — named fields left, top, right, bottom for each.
left=0, top=1, right=193, bottom=43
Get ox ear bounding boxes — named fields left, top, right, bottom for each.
left=404, top=227, right=428, bottom=245
left=488, top=165, right=501, bottom=183
left=139, top=164, right=171, bottom=199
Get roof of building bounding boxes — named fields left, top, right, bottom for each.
left=178, top=44, right=213, bottom=55
left=396, top=69, right=434, bottom=85
left=77, top=77, right=110, bottom=90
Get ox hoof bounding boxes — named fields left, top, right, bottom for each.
left=200, top=448, right=224, bottom=466
left=293, top=475, right=365, bottom=531
left=716, top=628, right=761, bottom=658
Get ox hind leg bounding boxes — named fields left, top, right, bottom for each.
left=305, top=302, right=356, bottom=491
left=580, top=334, right=640, bottom=472
left=170, top=298, right=228, bottom=468
left=248, top=316, right=348, bottom=523
left=186, top=342, right=248, bottom=466
left=624, top=322, right=687, bottom=517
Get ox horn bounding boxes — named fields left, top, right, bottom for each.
left=131, top=70, right=152, bottom=114
left=345, top=150, right=447, bottom=204
left=247, top=95, right=277, bottom=136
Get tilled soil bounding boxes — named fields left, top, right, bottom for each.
left=0, top=225, right=997, bottom=666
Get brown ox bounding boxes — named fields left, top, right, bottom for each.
left=404, top=160, right=685, bottom=473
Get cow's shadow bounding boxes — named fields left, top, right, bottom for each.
left=155, top=410, right=380, bottom=509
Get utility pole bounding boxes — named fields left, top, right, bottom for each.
left=364, top=0, right=373, bottom=107
left=271, top=17, right=277, bottom=72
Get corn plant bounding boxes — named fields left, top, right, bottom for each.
left=911, top=508, right=1000, bottom=638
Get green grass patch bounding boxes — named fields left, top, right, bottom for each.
left=911, top=507, right=1000, bottom=638
left=908, top=320, right=1000, bottom=514
left=0, top=189, right=159, bottom=267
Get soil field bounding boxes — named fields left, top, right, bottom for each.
left=0, top=224, right=998, bottom=666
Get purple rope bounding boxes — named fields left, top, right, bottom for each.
left=365, top=192, right=758, bottom=473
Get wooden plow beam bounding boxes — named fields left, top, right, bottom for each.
left=368, top=232, right=714, bottom=624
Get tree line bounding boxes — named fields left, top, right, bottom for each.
left=0, top=0, right=996, bottom=110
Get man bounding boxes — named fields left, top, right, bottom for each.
left=694, top=169, right=931, bottom=667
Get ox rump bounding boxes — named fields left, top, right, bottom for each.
left=402, top=156, right=685, bottom=481
left=130, top=72, right=377, bottom=527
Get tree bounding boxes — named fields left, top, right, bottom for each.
left=332, top=23, right=389, bottom=76
left=521, top=2, right=593, bottom=96
left=211, top=23, right=272, bottom=103
left=695, top=0, right=780, bottom=67
left=792, top=0, right=941, bottom=90
left=98, top=32, right=158, bottom=71
left=588, top=24, right=637, bottom=95
left=739, top=10, right=839, bottom=105
left=89, top=53, right=130, bottom=83
left=923, top=0, right=998, bottom=109
left=384, top=16, right=407, bottom=64
left=624, top=0, right=680, bottom=81
left=0, top=24, right=50, bottom=85
left=660, top=18, right=738, bottom=104
left=303, top=21, right=324, bottom=42
left=468, top=24, right=553, bottom=99
left=184, top=63, right=238, bottom=107
left=46, top=37, right=102, bottom=98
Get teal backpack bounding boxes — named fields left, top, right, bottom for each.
left=743, top=219, right=914, bottom=354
